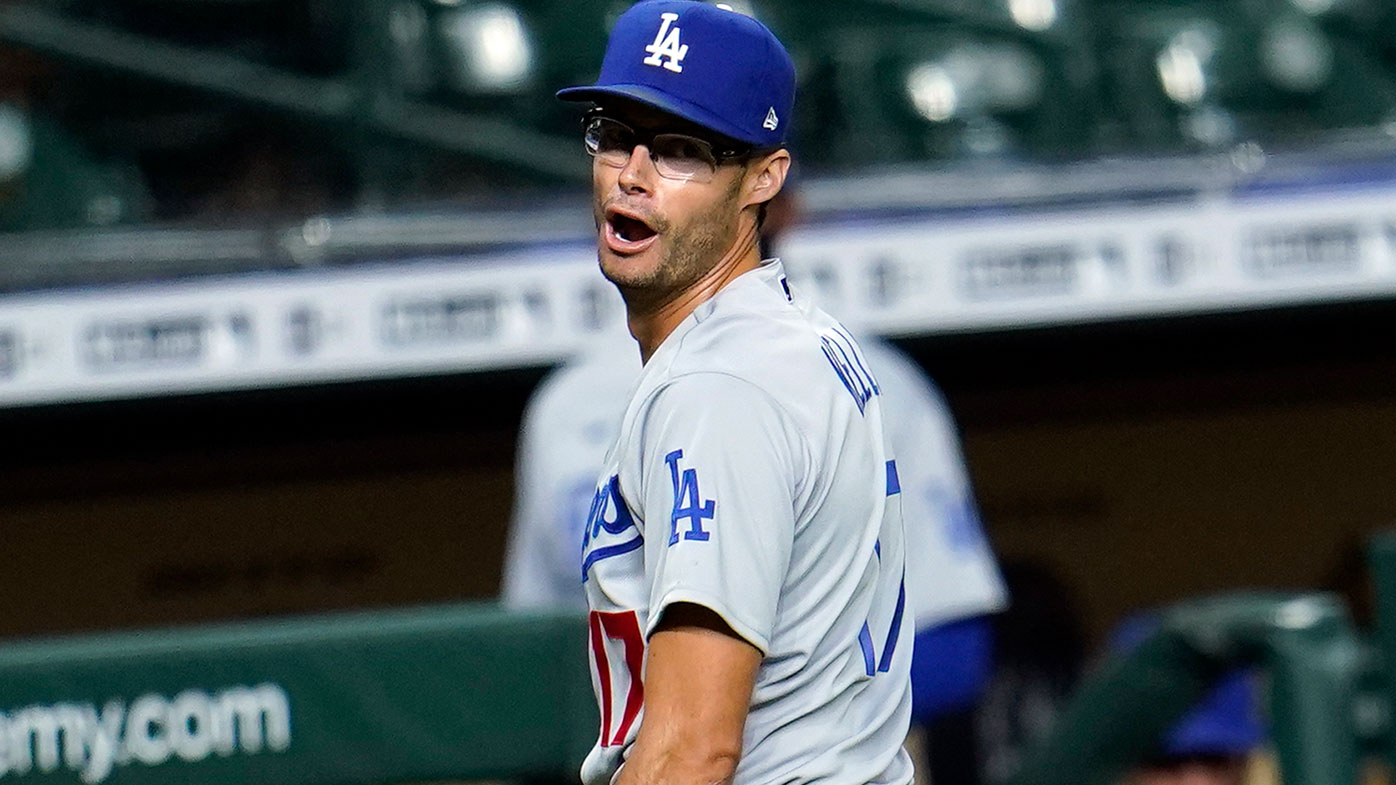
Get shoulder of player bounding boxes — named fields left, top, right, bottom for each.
left=627, top=290, right=868, bottom=428
left=635, top=330, right=841, bottom=439
left=669, top=298, right=829, bottom=379
left=627, top=370, right=812, bottom=463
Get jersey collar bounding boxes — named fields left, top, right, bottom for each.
left=692, top=257, right=789, bottom=324
left=642, top=258, right=789, bottom=372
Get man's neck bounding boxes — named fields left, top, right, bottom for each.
left=627, top=225, right=762, bottom=364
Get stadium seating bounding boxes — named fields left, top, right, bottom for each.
left=3, top=0, right=1396, bottom=229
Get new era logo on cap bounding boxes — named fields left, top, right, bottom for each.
left=557, top=0, right=796, bottom=148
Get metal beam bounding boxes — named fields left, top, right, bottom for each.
left=0, top=3, right=588, bottom=181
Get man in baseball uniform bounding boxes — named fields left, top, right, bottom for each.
left=504, top=266, right=1008, bottom=772
left=504, top=330, right=1008, bottom=776
left=551, top=3, right=917, bottom=784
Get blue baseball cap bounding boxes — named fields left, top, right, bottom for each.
left=557, top=1, right=795, bottom=149
left=1111, top=613, right=1267, bottom=758
left=1162, top=670, right=1266, bottom=757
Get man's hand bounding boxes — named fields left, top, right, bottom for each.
left=615, top=602, right=762, bottom=785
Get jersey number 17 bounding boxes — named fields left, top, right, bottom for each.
left=589, top=609, right=645, bottom=747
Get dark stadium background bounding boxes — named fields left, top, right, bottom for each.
left=5, top=1, right=1396, bottom=781
left=3, top=301, right=1394, bottom=642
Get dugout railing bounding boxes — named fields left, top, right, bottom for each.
left=1007, top=592, right=1371, bottom=785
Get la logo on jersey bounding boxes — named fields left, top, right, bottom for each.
left=644, top=13, right=688, bottom=73
left=665, top=449, right=714, bottom=546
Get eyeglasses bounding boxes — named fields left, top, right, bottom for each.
left=583, top=115, right=751, bottom=183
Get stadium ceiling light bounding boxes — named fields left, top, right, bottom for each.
left=0, top=103, right=33, bottom=182
left=978, top=44, right=1045, bottom=113
left=438, top=3, right=535, bottom=93
left=905, top=43, right=1044, bottom=123
left=1155, top=26, right=1219, bottom=105
left=1260, top=18, right=1334, bottom=93
left=906, top=63, right=959, bottom=122
left=1008, top=0, right=1058, bottom=32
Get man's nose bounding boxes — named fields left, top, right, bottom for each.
left=617, top=144, right=658, bottom=193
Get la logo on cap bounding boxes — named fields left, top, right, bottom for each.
left=763, top=108, right=779, bottom=130
left=644, top=12, right=688, bottom=73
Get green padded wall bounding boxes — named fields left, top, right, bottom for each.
left=0, top=603, right=595, bottom=784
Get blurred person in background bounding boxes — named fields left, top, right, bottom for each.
left=502, top=181, right=1008, bottom=783
left=1111, top=615, right=1266, bottom=785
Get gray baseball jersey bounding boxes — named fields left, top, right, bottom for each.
left=503, top=308, right=1006, bottom=632
left=577, top=259, right=913, bottom=785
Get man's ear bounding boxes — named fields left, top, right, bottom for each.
left=743, top=149, right=791, bottom=210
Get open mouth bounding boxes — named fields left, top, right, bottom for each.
left=608, top=212, right=657, bottom=243
left=603, top=207, right=660, bottom=254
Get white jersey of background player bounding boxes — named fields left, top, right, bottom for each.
left=504, top=323, right=1007, bottom=634
left=570, top=258, right=912, bottom=785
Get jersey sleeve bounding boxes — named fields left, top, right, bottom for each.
left=633, top=372, right=805, bottom=653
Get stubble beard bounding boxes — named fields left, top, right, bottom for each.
left=597, top=178, right=742, bottom=315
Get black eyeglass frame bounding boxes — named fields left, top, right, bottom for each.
left=581, top=111, right=764, bottom=169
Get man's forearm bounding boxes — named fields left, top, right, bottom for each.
left=617, top=603, right=760, bottom=785
left=614, top=734, right=742, bottom=785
